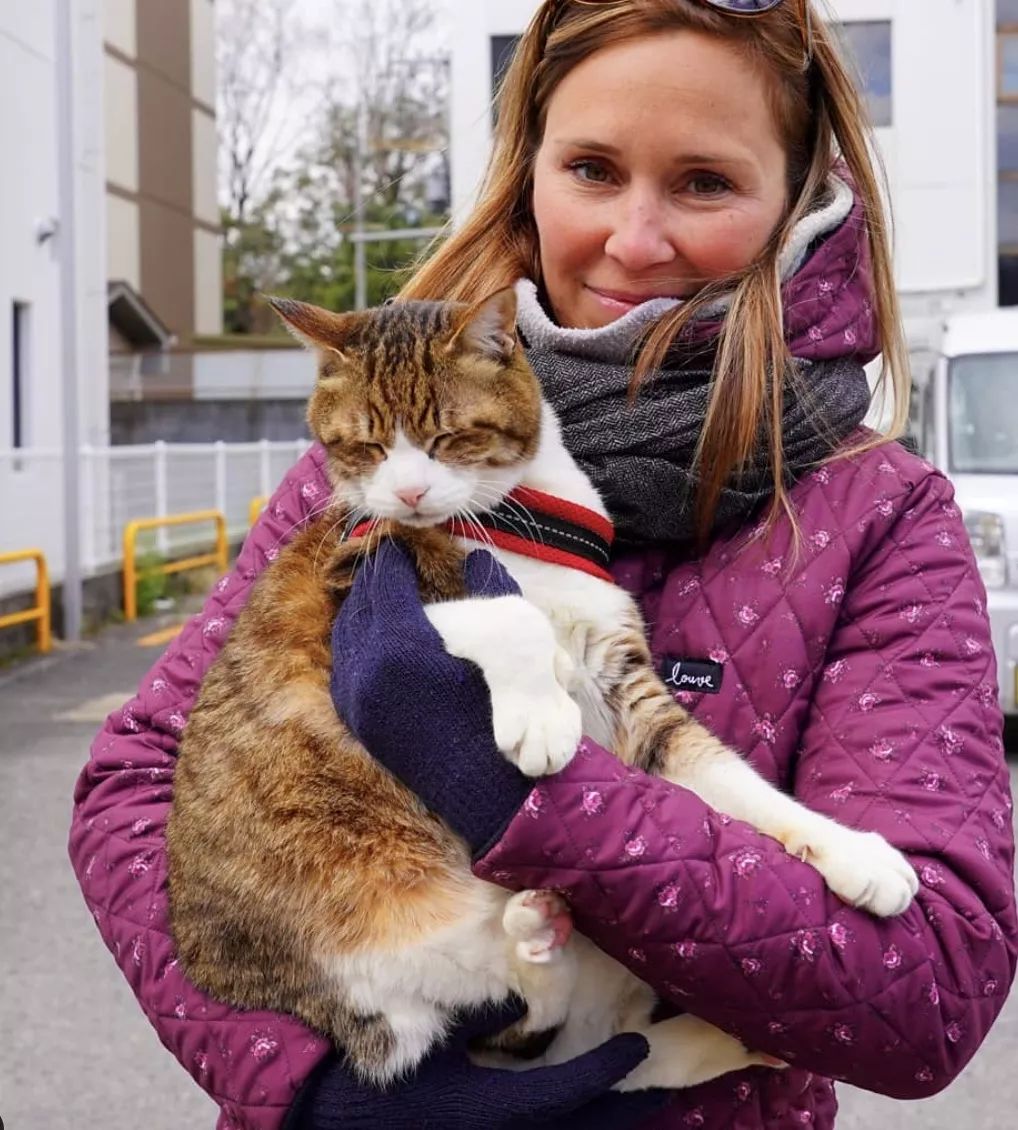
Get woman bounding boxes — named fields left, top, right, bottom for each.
left=69, top=2, right=1016, bottom=1128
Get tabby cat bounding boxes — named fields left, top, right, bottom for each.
left=166, top=290, right=918, bottom=1092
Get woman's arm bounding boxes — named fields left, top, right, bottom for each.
left=473, top=471, right=1016, bottom=1099
left=68, top=447, right=336, bottom=1130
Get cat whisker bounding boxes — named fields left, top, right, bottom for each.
left=468, top=488, right=544, bottom=547
left=346, top=512, right=381, bottom=578
left=267, top=496, right=344, bottom=558
left=454, top=508, right=498, bottom=563
left=313, top=512, right=357, bottom=577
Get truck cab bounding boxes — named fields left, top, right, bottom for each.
left=910, top=309, right=1018, bottom=718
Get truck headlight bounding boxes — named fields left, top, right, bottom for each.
left=964, top=511, right=1008, bottom=589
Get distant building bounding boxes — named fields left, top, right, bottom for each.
left=996, top=0, right=1018, bottom=303
left=102, top=0, right=312, bottom=445
left=0, top=0, right=307, bottom=616
left=103, top=0, right=226, bottom=411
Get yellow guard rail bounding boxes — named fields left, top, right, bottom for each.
left=123, top=510, right=228, bottom=622
left=0, top=549, right=52, bottom=653
left=248, top=495, right=268, bottom=526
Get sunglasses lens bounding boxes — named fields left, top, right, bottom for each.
left=703, top=0, right=784, bottom=12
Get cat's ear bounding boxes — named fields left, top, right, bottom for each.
left=447, top=288, right=518, bottom=363
left=266, top=296, right=355, bottom=364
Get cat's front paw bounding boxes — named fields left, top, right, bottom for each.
left=492, top=686, right=582, bottom=777
left=792, top=825, right=918, bottom=917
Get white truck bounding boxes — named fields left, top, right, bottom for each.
left=907, top=311, right=1018, bottom=719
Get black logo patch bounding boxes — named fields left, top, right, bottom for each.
left=660, top=656, right=724, bottom=695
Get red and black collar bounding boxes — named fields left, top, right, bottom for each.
left=346, top=486, right=615, bottom=583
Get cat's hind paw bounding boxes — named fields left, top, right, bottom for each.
left=503, top=890, right=573, bottom=964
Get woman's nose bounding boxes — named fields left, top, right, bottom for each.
left=603, top=199, right=677, bottom=272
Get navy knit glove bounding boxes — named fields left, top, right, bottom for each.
left=283, top=997, right=670, bottom=1130
left=331, top=539, right=536, bottom=857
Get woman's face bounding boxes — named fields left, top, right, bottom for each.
left=532, top=30, right=789, bottom=329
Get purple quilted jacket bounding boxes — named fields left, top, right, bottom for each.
left=68, top=439, right=1016, bottom=1130
left=68, top=191, right=1014, bottom=1126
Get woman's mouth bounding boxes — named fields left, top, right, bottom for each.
left=586, top=286, right=682, bottom=315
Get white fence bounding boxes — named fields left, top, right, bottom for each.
left=0, top=440, right=310, bottom=598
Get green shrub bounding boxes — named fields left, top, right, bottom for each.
left=134, top=550, right=169, bottom=617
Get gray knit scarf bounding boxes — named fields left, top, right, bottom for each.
left=510, top=175, right=875, bottom=546
left=525, top=345, right=872, bottom=547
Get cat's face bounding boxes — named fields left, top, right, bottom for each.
left=270, top=291, right=542, bottom=527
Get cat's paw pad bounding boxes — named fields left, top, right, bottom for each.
left=492, top=689, right=582, bottom=778
left=503, top=890, right=573, bottom=963
left=797, top=827, right=918, bottom=918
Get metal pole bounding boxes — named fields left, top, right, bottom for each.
left=56, top=0, right=82, bottom=642
left=354, top=95, right=368, bottom=310
left=347, top=226, right=445, bottom=244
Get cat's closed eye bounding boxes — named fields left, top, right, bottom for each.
left=430, top=427, right=500, bottom=463
left=358, top=442, right=387, bottom=464
left=423, top=432, right=454, bottom=457
left=324, top=438, right=386, bottom=468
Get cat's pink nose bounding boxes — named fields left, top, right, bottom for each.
left=395, top=486, right=429, bottom=510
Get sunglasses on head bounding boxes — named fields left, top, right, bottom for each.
left=549, top=0, right=786, bottom=19
left=697, top=0, right=784, bottom=10
left=544, top=1, right=809, bottom=60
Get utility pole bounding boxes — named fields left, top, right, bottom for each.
left=56, top=0, right=82, bottom=642
left=350, top=53, right=450, bottom=310
left=353, top=94, right=368, bottom=310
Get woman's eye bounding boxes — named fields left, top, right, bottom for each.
left=569, top=159, right=612, bottom=185
left=687, top=173, right=731, bottom=198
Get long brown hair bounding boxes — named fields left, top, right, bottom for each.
left=401, top=0, right=909, bottom=539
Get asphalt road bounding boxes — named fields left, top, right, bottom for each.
left=1, top=617, right=1015, bottom=1130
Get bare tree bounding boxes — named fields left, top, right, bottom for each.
left=217, top=0, right=304, bottom=228
left=320, top=0, right=450, bottom=219
left=217, top=0, right=449, bottom=328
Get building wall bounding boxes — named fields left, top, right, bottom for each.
left=0, top=5, right=62, bottom=455
left=102, top=0, right=221, bottom=355
left=450, top=0, right=997, bottom=340
left=0, top=0, right=108, bottom=593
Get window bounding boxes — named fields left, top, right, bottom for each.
left=837, top=22, right=893, bottom=128
left=949, top=355, right=1018, bottom=473
left=1000, top=0, right=1018, bottom=29
left=1000, top=178, right=1018, bottom=250
left=997, top=255, right=1018, bottom=306
left=999, top=103, right=1018, bottom=171
left=11, top=301, right=28, bottom=449
left=1000, top=33, right=1018, bottom=100
left=491, top=35, right=520, bottom=102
